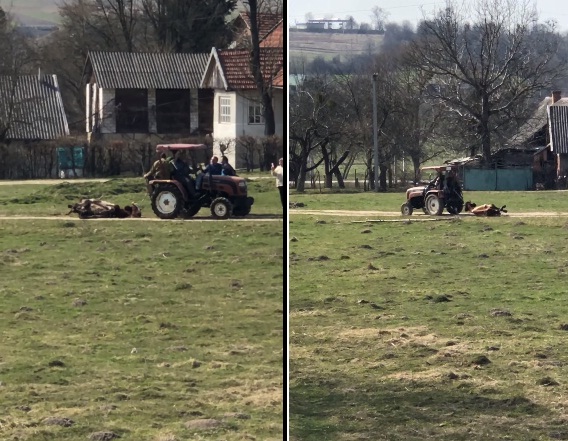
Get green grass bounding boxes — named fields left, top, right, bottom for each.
left=2, top=0, right=60, bottom=24
left=0, top=177, right=281, bottom=217
left=0, top=181, right=283, bottom=440
left=289, top=213, right=568, bottom=440
left=289, top=188, right=568, bottom=213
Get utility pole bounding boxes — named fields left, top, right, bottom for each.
left=372, top=73, right=379, bottom=192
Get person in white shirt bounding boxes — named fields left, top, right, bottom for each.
left=271, top=157, right=285, bottom=208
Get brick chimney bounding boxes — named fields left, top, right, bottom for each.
left=552, top=90, right=562, bottom=104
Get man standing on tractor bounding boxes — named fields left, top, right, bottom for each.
left=144, top=152, right=171, bottom=180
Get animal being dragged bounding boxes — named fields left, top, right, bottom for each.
left=67, top=198, right=141, bottom=219
left=464, top=201, right=507, bottom=217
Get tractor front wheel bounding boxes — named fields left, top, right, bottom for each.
left=425, top=194, right=443, bottom=215
left=210, top=197, right=233, bottom=220
left=401, top=203, right=413, bottom=216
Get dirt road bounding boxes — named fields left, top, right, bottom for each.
left=0, top=179, right=111, bottom=186
left=289, top=209, right=568, bottom=218
left=0, top=215, right=283, bottom=222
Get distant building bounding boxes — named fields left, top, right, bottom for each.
left=306, top=19, right=349, bottom=31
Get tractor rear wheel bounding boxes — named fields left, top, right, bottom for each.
left=446, top=200, right=464, bottom=215
left=151, top=186, right=183, bottom=219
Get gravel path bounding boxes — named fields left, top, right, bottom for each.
left=289, top=209, right=568, bottom=218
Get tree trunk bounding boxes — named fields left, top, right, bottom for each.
left=481, top=93, right=491, bottom=163
left=296, top=160, right=307, bottom=192
left=379, top=164, right=388, bottom=192
left=263, top=92, right=276, bottom=136
left=411, top=155, right=421, bottom=184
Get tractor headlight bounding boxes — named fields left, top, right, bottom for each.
left=238, top=181, right=247, bottom=190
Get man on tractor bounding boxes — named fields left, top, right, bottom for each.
left=170, top=150, right=197, bottom=197
left=196, top=156, right=223, bottom=191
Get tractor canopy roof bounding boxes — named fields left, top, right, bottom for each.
left=156, top=144, right=208, bottom=152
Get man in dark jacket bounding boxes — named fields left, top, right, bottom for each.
left=196, top=156, right=223, bottom=190
left=221, top=156, right=236, bottom=176
left=171, top=150, right=197, bottom=197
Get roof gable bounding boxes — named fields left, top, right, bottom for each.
left=0, top=75, right=69, bottom=140
left=240, top=12, right=282, bottom=41
left=86, top=52, right=210, bottom=89
left=509, top=96, right=568, bottom=146
left=549, top=105, right=568, bottom=153
left=216, top=48, right=283, bottom=90
left=260, top=21, right=283, bottom=48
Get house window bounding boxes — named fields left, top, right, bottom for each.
left=248, top=101, right=264, bottom=124
left=115, top=89, right=148, bottom=133
left=219, top=96, right=231, bottom=123
left=156, top=89, right=190, bottom=134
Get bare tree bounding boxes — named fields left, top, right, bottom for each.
left=140, top=0, right=235, bottom=52
left=409, top=0, right=566, bottom=162
left=370, top=6, right=389, bottom=32
left=0, top=6, right=39, bottom=142
left=290, top=75, right=345, bottom=192
left=242, top=0, right=282, bottom=136
left=93, top=0, right=138, bottom=52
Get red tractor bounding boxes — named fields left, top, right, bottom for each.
left=401, top=165, right=464, bottom=216
left=146, top=144, right=254, bottom=220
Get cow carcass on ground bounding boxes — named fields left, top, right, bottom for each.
left=67, top=199, right=141, bottom=219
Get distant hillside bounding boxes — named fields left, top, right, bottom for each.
left=290, top=30, right=384, bottom=65
left=1, top=0, right=60, bottom=25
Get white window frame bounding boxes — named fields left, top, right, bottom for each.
left=219, top=96, right=231, bottom=123
left=248, top=101, right=264, bottom=125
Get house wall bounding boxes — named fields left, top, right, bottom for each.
left=211, top=89, right=284, bottom=169
left=88, top=86, right=201, bottom=136
left=148, top=89, right=157, bottom=133
left=99, top=88, right=116, bottom=133
left=212, top=90, right=238, bottom=165
left=190, top=91, right=199, bottom=132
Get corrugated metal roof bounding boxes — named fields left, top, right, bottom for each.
left=549, top=105, right=568, bottom=154
left=217, top=48, right=283, bottom=90
left=509, top=96, right=568, bottom=146
left=88, top=52, right=210, bottom=89
left=0, top=74, right=69, bottom=140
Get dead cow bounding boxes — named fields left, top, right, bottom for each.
left=465, top=201, right=507, bottom=217
left=67, top=199, right=141, bottom=219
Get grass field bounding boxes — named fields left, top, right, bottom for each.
left=289, top=188, right=568, bottom=440
left=289, top=188, right=568, bottom=213
left=1, top=0, right=60, bottom=25
left=0, top=180, right=283, bottom=440
left=290, top=31, right=384, bottom=65
left=0, top=177, right=281, bottom=217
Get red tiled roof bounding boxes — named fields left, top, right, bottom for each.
left=218, top=48, right=283, bottom=90
left=240, top=12, right=282, bottom=41
left=260, top=21, right=283, bottom=48
left=273, top=66, right=283, bottom=88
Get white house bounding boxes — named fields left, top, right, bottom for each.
left=200, top=21, right=283, bottom=169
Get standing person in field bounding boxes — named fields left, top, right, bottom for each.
left=271, top=157, right=285, bottom=209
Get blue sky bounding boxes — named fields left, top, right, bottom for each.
left=288, top=0, right=568, bottom=32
